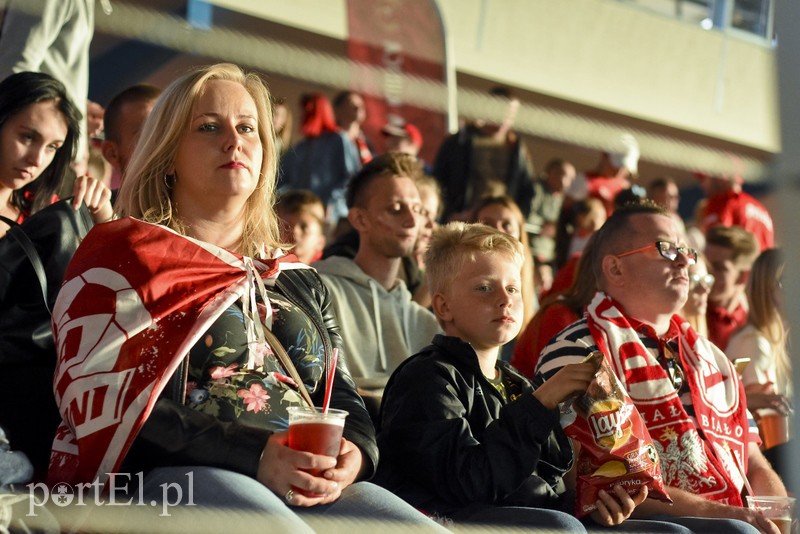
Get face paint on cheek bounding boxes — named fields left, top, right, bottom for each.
left=374, top=211, right=410, bottom=232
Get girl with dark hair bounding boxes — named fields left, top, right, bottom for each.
left=511, top=233, right=599, bottom=378
left=0, top=71, right=112, bottom=237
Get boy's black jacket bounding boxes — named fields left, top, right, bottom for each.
left=376, top=334, right=573, bottom=517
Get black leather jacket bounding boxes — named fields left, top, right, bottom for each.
left=123, top=268, right=378, bottom=480
left=376, top=335, right=573, bottom=517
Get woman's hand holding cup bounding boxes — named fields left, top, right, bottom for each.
left=257, top=431, right=339, bottom=507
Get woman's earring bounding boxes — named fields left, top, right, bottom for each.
left=164, top=174, right=175, bottom=189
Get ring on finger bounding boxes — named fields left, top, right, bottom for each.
left=284, top=489, right=294, bottom=503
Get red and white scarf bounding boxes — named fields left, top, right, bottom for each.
left=586, top=293, right=749, bottom=506
left=48, top=218, right=307, bottom=486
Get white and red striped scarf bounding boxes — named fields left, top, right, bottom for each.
left=586, top=293, right=749, bottom=506
left=48, top=218, right=307, bottom=486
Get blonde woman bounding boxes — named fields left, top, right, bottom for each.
left=727, top=248, right=792, bottom=411
left=49, top=63, right=444, bottom=531
left=727, top=248, right=792, bottom=489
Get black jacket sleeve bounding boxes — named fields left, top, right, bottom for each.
left=123, top=395, right=271, bottom=477
left=432, top=132, right=469, bottom=220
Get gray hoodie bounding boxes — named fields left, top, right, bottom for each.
left=314, top=256, right=441, bottom=390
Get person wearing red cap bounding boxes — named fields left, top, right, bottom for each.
left=567, top=132, right=639, bottom=216
left=381, top=119, right=433, bottom=176
left=698, top=172, right=774, bottom=251
left=382, top=120, right=423, bottom=157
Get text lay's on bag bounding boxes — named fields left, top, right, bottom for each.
left=560, top=351, right=672, bottom=517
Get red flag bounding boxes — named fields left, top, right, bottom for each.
left=345, top=0, right=450, bottom=164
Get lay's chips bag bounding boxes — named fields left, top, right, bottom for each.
left=560, top=351, right=672, bottom=517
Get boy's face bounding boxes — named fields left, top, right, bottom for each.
left=476, top=204, right=520, bottom=240
left=704, top=243, right=743, bottom=305
left=436, top=251, right=523, bottom=352
left=280, top=210, right=325, bottom=264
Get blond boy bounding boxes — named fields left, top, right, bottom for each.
left=376, top=222, right=648, bottom=529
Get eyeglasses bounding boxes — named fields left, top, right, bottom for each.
left=689, top=273, right=715, bottom=292
left=616, top=241, right=697, bottom=265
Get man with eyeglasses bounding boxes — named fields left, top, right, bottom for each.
left=536, top=202, right=786, bottom=534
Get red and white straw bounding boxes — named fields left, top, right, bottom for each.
left=322, top=348, right=338, bottom=413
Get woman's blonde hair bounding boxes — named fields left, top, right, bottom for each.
left=425, top=222, right=524, bottom=297
left=115, top=63, right=281, bottom=257
left=746, top=248, right=790, bottom=392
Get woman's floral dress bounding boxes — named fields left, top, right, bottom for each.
left=186, top=289, right=325, bottom=432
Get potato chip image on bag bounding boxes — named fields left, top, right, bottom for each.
left=560, top=351, right=672, bottom=517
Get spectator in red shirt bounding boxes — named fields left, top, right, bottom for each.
left=699, top=172, right=774, bottom=251
left=704, top=225, right=759, bottom=351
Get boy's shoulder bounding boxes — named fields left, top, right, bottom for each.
left=390, top=335, right=474, bottom=379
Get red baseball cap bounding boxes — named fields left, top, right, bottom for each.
left=382, top=121, right=423, bottom=149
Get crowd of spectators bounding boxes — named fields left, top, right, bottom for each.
left=0, top=3, right=791, bottom=533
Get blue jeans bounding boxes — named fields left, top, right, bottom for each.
left=453, top=505, right=700, bottom=533
left=452, top=504, right=586, bottom=531
left=128, top=466, right=447, bottom=532
left=592, top=518, right=692, bottom=533
left=648, top=514, right=760, bottom=534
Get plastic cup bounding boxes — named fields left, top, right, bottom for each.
left=287, top=406, right=347, bottom=497
left=747, top=495, right=797, bottom=534
left=757, top=409, right=791, bottom=450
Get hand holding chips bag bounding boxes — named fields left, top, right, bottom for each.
left=560, top=351, right=672, bottom=517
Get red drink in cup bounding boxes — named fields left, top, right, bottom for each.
left=287, top=406, right=348, bottom=496
left=289, top=422, right=344, bottom=474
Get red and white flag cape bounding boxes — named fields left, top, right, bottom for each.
left=48, top=218, right=305, bottom=486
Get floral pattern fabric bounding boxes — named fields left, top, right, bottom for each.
left=186, top=290, right=323, bottom=432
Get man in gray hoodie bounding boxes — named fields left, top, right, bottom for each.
left=314, top=153, right=442, bottom=399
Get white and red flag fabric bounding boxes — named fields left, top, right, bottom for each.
left=48, top=218, right=304, bottom=485
left=587, top=293, right=751, bottom=506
